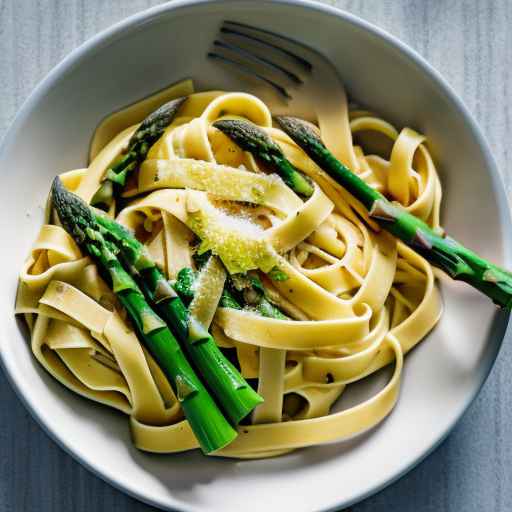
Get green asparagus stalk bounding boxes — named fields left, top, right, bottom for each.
left=94, top=215, right=264, bottom=425
left=192, top=252, right=288, bottom=318
left=188, top=252, right=288, bottom=320
left=91, top=97, right=187, bottom=211
left=228, top=272, right=288, bottom=320
left=222, top=116, right=512, bottom=308
left=174, top=267, right=242, bottom=310
left=52, top=177, right=237, bottom=453
left=213, top=119, right=314, bottom=197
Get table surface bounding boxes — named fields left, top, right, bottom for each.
left=1, top=0, right=511, bottom=511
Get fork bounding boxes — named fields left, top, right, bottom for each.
left=208, top=20, right=359, bottom=170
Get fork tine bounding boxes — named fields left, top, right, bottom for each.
left=221, top=24, right=312, bottom=72
left=213, top=40, right=303, bottom=85
left=207, top=52, right=292, bottom=99
left=223, top=21, right=316, bottom=60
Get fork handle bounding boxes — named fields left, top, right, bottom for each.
left=314, top=82, right=360, bottom=172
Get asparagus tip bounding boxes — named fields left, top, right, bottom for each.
left=213, top=118, right=279, bottom=155
left=136, top=95, right=188, bottom=135
left=51, top=176, right=94, bottom=246
left=274, top=115, right=324, bottom=148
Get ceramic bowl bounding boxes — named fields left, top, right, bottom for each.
left=1, top=1, right=510, bottom=511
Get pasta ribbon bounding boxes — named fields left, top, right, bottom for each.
left=16, top=79, right=443, bottom=458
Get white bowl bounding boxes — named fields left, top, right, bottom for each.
left=1, top=1, right=510, bottom=511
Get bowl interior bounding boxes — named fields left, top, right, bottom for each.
left=1, top=2, right=510, bottom=511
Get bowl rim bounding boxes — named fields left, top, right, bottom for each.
left=1, top=1, right=511, bottom=511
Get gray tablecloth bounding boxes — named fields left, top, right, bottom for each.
left=1, top=1, right=511, bottom=510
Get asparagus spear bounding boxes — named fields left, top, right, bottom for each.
left=94, top=215, right=264, bottom=424
left=179, top=249, right=288, bottom=319
left=91, top=97, right=187, bottom=211
left=190, top=252, right=288, bottom=320
left=213, top=119, right=314, bottom=197
left=174, top=267, right=242, bottom=310
left=52, top=177, right=237, bottom=453
left=218, top=116, right=512, bottom=308
left=228, top=272, right=288, bottom=320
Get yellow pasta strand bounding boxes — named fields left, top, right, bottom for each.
left=16, top=82, right=443, bottom=459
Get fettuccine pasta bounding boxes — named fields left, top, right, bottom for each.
left=16, top=79, right=442, bottom=458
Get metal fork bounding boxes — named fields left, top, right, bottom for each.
left=208, top=20, right=359, bottom=169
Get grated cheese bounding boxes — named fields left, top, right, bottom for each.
left=185, top=191, right=279, bottom=274
left=145, top=158, right=281, bottom=205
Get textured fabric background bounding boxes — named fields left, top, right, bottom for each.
left=1, top=1, right=511, bottom=510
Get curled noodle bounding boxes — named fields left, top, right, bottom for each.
left=16, top=79, right=442, bottom=458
